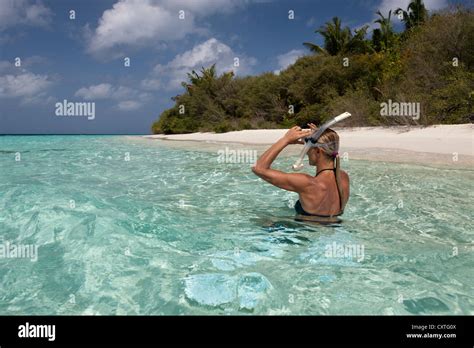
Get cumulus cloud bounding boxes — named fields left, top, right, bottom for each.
left=0, top=72, right=52, bottom=98
left=0, top=0, right=52, bottom=31
left=75, top=83, right=151, bottom=110
left=147, top=38, right=257, bottom=90
left=85, top=0, right=252, bottom=58
left=86, top=0, right=194, bottom=58
left=0, top=60, right=54, bottom=104
left=75, top=83, right=114, bottom=100
left=274, top=49, right=306, bottom=74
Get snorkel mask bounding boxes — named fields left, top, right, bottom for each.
left=309, top=140, right=339, bottom=156
left=292, top=112, right=351, bottom=171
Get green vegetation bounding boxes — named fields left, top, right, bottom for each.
left=151, top=2, right=473, bottom=134
left=303, top=17, right=372, bottom=55
left=396, top=0, right=428, bottom=31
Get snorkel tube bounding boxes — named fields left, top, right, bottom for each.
left=292, top=112, right=351, bottom=171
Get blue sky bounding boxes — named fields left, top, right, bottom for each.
left=0, top=0, right=464, bottom=134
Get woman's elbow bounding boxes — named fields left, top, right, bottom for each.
left=251, top=165, right=264, bottom=176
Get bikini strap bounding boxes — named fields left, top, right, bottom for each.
left=315, top=168, right=335, bottom=176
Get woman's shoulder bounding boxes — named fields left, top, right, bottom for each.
left=336, top=169, right=350, bottom=189
left=339, top=170, right=350, bottom=190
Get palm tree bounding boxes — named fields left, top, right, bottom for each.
left=347, top=25, right=373, bottom=54
left=304, top=17, right=351, bottom=55
left=396, top=0, right=428, bottom=31
left=371, top=28, right=383, bottom=52
left=304, top=17, right=371, bottom=55
left=373, top=10, right=396, bottom=51
left=186, top=64, right=217, bottom=87
left=182, top=64, right=219, bottom=95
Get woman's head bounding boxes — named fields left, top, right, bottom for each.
left=307, top=128, right=339, bottom=166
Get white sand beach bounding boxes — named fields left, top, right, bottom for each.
left=143, top=124, right=474, bottom=167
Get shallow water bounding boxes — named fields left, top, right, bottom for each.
left=0, top=135, right=473, bottom=315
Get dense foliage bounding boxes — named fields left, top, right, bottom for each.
left=152, top=4, right=473, bottom=134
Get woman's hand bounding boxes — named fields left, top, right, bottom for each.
left=307, top=123, right=318, bottom=132
left=283, top=126, right=311, bottom=145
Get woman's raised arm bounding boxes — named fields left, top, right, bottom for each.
left=252, top=126, right=312, bottom=192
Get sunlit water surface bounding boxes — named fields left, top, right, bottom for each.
left=0, top=136, right=472, bottom=315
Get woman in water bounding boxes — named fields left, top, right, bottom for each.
left=252, top=124, right=350, bottom=222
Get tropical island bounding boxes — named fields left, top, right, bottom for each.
left=151, top=1, right=473, bottom=135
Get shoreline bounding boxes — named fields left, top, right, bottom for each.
left=142, top=124, right=473, bottom=167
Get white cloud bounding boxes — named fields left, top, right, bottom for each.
left=358, top=0, right=449, bottom=32
left=0, top=69, right=53, bottom=105
left=86, top=0, right=253, bottom=58
left=118, top=100, right=141, bottom=110
left=75, top=83, right=114, bottom=100
left=0, top=58, right=54, bottom=105
left=377, top=0, right=448, bottom=15
left=160, top=0, right=244, bottom=15
left=148, top=38, right=257, bottom=90
left=86, top=0, right=194, bottom=58
left=166, top=38, right=233, bottom=69
left=0, top=0, right=52, bottom=31
left=0, top=72, right=51, bottom=97
left=141, top=78, right=161, bottom=91
left=274, top=49, right=306, bottom=74
left=24, top=2, right=51, bottom=26
left=75, top=83, right=151, bottom=110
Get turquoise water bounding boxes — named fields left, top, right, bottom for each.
left=0, top=135, right=473, bottom=315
